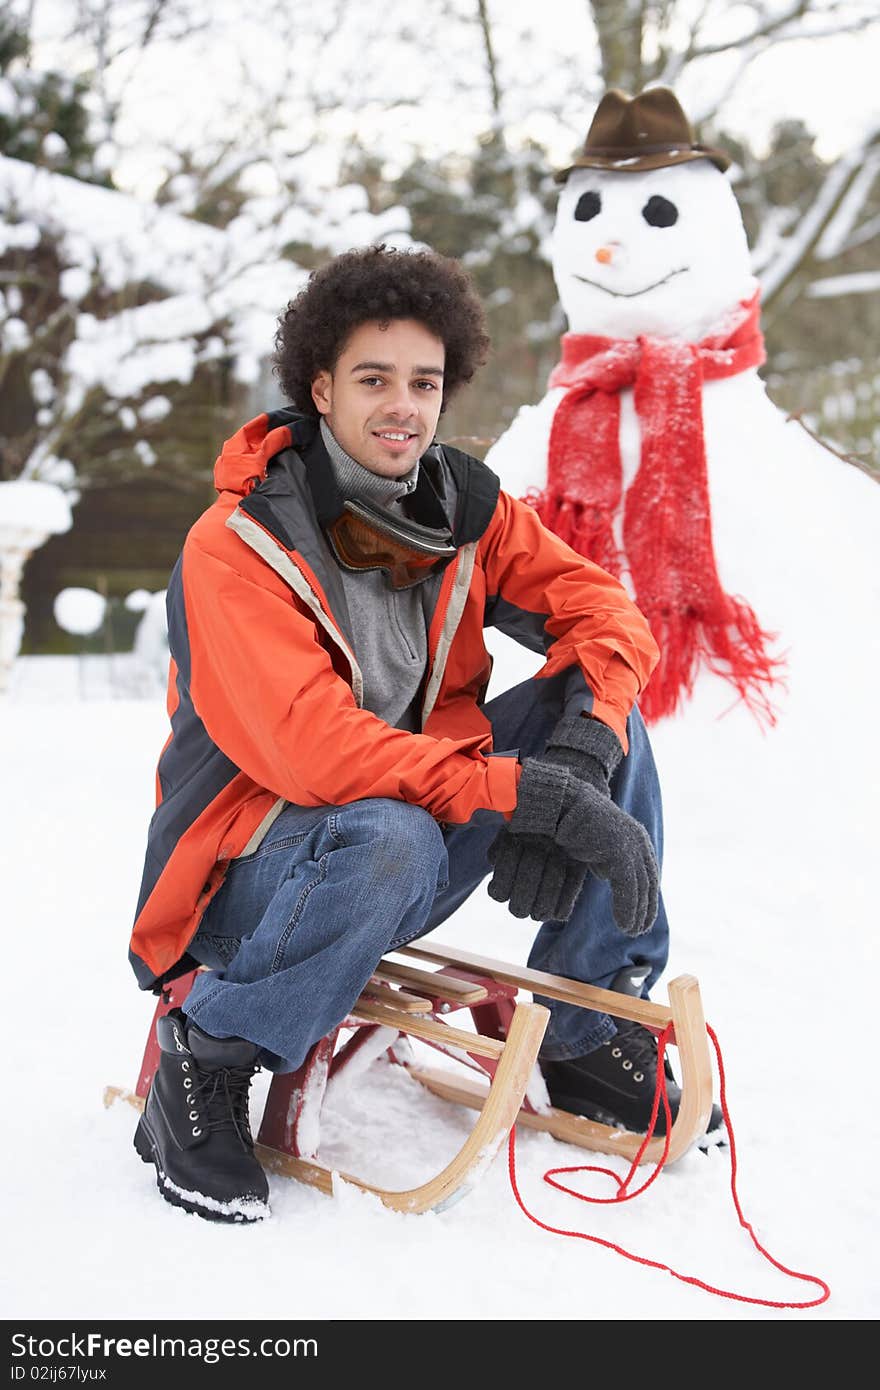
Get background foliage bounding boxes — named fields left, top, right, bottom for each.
left=1, top=1, right=877, bottom=651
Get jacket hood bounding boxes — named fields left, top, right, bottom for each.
left=213, top=408, right=310, bottom=496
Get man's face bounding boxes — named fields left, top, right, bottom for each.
left=311, top=318, right=445, bottom=477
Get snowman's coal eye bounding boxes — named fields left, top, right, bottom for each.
left=574, top=190, right=601, bottom=222
left=642, top=195, right=678, bottom=227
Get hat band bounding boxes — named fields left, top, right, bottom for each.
left=581, top=141, right=695, bottom=157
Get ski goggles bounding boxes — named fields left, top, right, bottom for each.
left=325, top=498, right=458, bottom=591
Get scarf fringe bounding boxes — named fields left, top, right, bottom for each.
left=638, top=597, right=785, bottom=728
left=526, top=487, right=627, bottom=580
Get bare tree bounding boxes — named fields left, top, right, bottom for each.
left=583, top=0, right=880, bottom=315
left=582, top=1, right=878, bottom=110
left=17, top=0, right=878, bottom=466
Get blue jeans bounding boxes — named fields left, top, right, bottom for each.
left=183, top=671, right=669, bottom=1071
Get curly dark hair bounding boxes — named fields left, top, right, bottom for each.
left=272, top=244, right=490, bottom=416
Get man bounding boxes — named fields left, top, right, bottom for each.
left=129, top=244, right=719, bottom=1224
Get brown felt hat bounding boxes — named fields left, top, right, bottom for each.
left=555, top=86, right=731, bottom=182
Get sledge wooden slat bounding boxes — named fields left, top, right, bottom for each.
left=405, top=1065, right=674, bottom=1161
left=662, top=972, right=715, bottom=1152
left=349, top=999, right=505, bottom=1058
left=401, top=941, right=672, bottom=1029
left=406, top=975, right=716, bottom=1164
left=361, top=980, right=434, bottom=1014
left=103, top=1085, right=137, bottom=1110
left=372, top=960, right=489, bottom=1004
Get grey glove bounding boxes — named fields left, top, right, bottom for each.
left=487, top=831, right=587, bottom=923
left=486, top=714, right=626, bottom=924
left=543, top=713, right=624, bottom=793
left=487, top=756, right=659, bottom=937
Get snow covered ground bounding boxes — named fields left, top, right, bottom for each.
left=2, top=638, right=876, bottom=1323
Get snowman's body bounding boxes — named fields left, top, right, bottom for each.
left=484, top=161, right=879, bottom=941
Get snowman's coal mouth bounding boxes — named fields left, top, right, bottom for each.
left=572, top=267, right=688, bottom=298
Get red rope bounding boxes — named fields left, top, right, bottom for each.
left=507, top=1022, right=830, bottom=1309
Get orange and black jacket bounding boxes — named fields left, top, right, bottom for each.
left=129, top=410, right=659, bottom=991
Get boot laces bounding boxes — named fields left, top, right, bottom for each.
left=190, top=1063, right=256, bottom=1146
left=613, top=1019, right=659, bottom=1072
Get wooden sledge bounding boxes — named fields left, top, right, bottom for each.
left=104, top=940, right=716, bottom=1214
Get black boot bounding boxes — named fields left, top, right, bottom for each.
left=540, top=966, right=725, bottom=1146
left=134, top=1008, right=270, bottom=1222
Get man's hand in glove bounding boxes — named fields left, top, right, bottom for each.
left=540, top=713, right=625, bottom=797
left=487, top=716, right=659, bottom=936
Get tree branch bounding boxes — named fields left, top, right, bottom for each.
left=476, top=0, right=503, bottom=121
left=807, top=269, right=880, bottom=296
left=684, top=1, right=811, bottom=61
left=783, top=409, right=879, bottom=479
left=835, top=208, right=880, bottom=253
left=141, top=0, right=171, bottom=48
left=815, top=153, right=880, bottom=259
left=760, top=132, right=880, bottom=305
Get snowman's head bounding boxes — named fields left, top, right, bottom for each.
left=551, top=162, right=757, bottom=341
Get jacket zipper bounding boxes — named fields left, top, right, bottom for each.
left=226, top=507, right=477, bottom=734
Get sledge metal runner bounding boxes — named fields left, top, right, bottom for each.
left=104, top=940, right=715, bottom=1213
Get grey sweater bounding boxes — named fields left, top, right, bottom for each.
left=320, top=420, right=445, bottom=732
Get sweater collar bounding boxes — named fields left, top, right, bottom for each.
left=320, top=418, right=419, bottom=507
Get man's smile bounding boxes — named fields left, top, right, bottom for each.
left=373, top=427, right=419, bottom=453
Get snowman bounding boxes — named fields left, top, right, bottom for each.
left=479, top=89, right=878, bottom=1157
left=485, top=87, right=880, bottom=741
left=483, top=87, right=879, bottom=992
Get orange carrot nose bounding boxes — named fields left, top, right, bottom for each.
left=596, top=246, right=614, bottom=264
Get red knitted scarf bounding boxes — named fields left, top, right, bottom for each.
left=528, top=292, right=784, bottom=725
